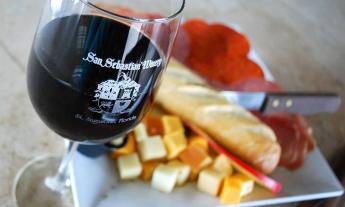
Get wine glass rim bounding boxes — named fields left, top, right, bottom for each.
left=81, top=0, right=185, bottom=23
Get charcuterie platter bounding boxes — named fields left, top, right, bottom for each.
left=70, top=17, right=344, bottom=207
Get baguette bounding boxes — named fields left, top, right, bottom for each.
left=156, top=60, right=281, bottom=174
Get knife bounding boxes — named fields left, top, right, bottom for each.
left=219, top=91, right=341, bottom=115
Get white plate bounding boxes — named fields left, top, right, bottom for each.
left=70, top=148, right=343, bottom=207
left=70, top=44, right=343, bottom=207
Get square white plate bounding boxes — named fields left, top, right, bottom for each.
left=70, top=43, right=343, bottom=207
left=70, top=148, right=343, bottom=207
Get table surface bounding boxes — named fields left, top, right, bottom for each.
left=0, top=0, right=344, bottom=206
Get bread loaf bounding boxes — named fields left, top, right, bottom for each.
left=156, top=60, right=281, bottom=174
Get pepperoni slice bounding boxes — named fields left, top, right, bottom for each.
left=224, top=58, right=264, bottom=86
left=179, top=19, right=263, bottom=87
left=183, top=19, right=224, bottom=63
left=209, top=23, right=250, bottom=58
left=195, top=58, right=264, bottom=90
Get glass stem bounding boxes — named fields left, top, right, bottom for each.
left=45, top=141, right=79, bottom=193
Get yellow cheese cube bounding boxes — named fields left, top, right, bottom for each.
left=197, top=168, right=227, bottom=196
left=189, top=135, right=208, bottom=153
left=151, top=164, right=179, bottom=193
left=133, top=123, right=148, bottom=142
left=179, top=145, right=212, bottom=170
left=138, top=135, right=167, bottom=161
left=140, top=161, right=160, bottom=181
left=220, top=177, right=242, bottom=204
left=232, top=173, right=254, bottom=196
left=110, top=133, right=136, bottom=158
left=162, top=115, right=184, bottom=135
left=168, top=160, right=191, bottom=186
left=212, top=154, right=233, bottom=176
left=187, top=155, right=213, bottom=182
left=144, top=115, right=164, bottom=136
left=117, top=153, right=142, bottom=180
left=164, top=131, right=187, bottom=159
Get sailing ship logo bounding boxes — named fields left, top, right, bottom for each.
left=91, top=73, right=141, bottom=114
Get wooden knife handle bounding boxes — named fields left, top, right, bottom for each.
left=261, top=92, right=341, bottom=115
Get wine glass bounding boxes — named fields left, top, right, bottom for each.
left=13, top=0, right=185, bottom=206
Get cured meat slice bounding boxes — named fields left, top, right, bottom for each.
left=254, top=112, right=314, bottom=170
left=179, top=19, right=264, bottom=87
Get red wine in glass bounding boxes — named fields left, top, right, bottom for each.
left=14, top=0, right=184, bottom=206
left=28, top=15, right=165, bottom=143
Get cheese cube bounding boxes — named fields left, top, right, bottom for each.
left=197, top=168, right=227, bottom=196
left=133, top=123, right=148, bottom=142
left=162, top=115, right=184, bottom=135
left=220, top=177, right=242, bottom=204
left=189, top=135, right=208, bottom=153
left=164, top=131, right=187, bottom=159
left=199, top=156, right=212, bottom=169
left=110, top=133, right=136, bottom=158
left=140, top=161, right=160, bottom=181
left=179, top=145, right=212, bottom=170
left=168, top=160, right=191, bottom=186
left=151, top=164, right=179, bottom=193
left=212, top=154, right=233, bottom=176
left=145, top=115, right=164, bottom=136
left=138, top=136, right=167, bottom=161
left=232, top=173, right=254, bottom=196
left=110, top=136, right=126, bottom=146
left=117, top=153, right=142, bottom=180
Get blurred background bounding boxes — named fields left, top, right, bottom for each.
left=0, top=0, right=344, bottom=206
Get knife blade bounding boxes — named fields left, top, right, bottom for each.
left=219, top=91, right=341, bottom=115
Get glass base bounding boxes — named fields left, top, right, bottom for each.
left=13, top=156, right=74, bottom=207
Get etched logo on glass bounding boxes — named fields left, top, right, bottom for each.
left=89, top=72, right=141, bottom=114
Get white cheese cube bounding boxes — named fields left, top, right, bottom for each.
left=151, top=164, right=178, bottom=193
left=212, top=154, right=233, bottom=176
left=133, top=123, right=148, bottom=142
left=117, top=153, right=142, bottom=180
left=197, top=168, right=227, bottom=196
left=168, top=160, right=191, bottom=186
left=138, top=136, right=167, bottom=161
